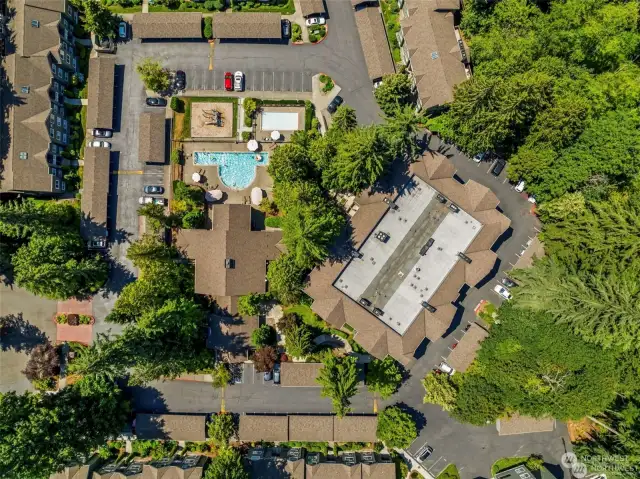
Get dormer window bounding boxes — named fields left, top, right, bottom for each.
left=31, top=20, right=40, bottom=28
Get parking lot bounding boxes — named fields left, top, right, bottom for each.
left=179, top=67, right=313, bottom=93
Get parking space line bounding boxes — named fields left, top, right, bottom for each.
left=262, top=71, right=265, bottom=91
left=282, top=71, right=286, bottom=92
left=272, top=71, right=275, bottom=91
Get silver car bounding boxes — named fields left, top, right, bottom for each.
left=89, top=140, right=111, bottom=149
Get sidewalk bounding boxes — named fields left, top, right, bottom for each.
left=142, top=0, right=149, bottom=13
left=285, top=0, right=309, bottom=42
left=182, top=89, right=312, bottom=101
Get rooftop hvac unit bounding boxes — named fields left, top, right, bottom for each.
left=373, top=307, right=384, bottom=317
left=224, top=258, right=235, bottom=269
left=351, top=249, right=363, bottom=259
left=457, top=252, right=472, bottom=264
left=449, top=203, right=460, bottom=213
left=383, top=197, right=399, bottom=210
left=419, top=238, right=434, bottom=256
left=375, top=231, right=390, bottom=243
left=436, top=194, right=447, bottom=204
left=421, top=302, right=437, bottom=313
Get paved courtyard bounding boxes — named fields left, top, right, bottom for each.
left=0, top=283, right=57, bottom=393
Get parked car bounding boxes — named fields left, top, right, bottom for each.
left=146, top=97, right=167, bottom=107
left=224, top=71, right=233, bottom=91
left=175, top=70, right=186, bottom=90
left=89, top=140, right=111, bottom=149
left=418, top=446, right=433, bottom=462
left=118, top=21, right=127, bottom=39
left=138, top=196, right=165, bottom=205
left=264, top=370, right=273, bottom=381
left=306, top=16, right=326, bottom=26
left=472, top=152, right=488, bottom=163
left=515, top=180, right=525, bottom=193
left=493, top=284, right=512, bottom=300
left=327, top=95, right=343, bottom=114
left=92, top=128, right=112, bottom=138
left=273, top=364, right=280, bottom=384
left=282, top=19, right=291, bottom=38
left=437, top=362, right=455, bottom=375
left=143, top=185, right=165, bottom=195
left=528, top=195, right=537, bottom=204
left=491, top=159, right=506, bottom=176
left=501, top=277, right=518, bottom=288
left=234, top=71, right=244, bottom=92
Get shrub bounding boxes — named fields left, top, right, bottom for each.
left=22, top=343, right=59, bottom=382
left=238, top=293, right=263, bottom=316
left=320, top=74, right=334, bottom=93
left=32, top=377, right=57, bottom=392
left=243, top=98, right=258, bottom=127
left=292, top=23, right=302, bottom=42
left=259, top=198, right=278, bottom=215
left=265, top=216, right=283, bottom=228
left=204, top=0, right=224, bottom=10
left=242, top=131, right=252, bottom=142
left=79, top=314, right=92, bottom=325
left=170, top=149, right=182, bottom=165
left=182, top=210, right=205, bottom=229
left=203, top=16, right=213, bottom=38
left=309, top=33, right=319, bottom=43
left=55, top=313, right=68, bottom=324
left=251, top=324, right=277, bottom=348
left=170, top=96, right=184, bottom=112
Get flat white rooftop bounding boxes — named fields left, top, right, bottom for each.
left=335, top=177, right=481, bottom=335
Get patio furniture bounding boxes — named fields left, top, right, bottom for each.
left=271, top=130, right=280, bottom=141
left=251, top=187, right=263, bottom=205
left=247, top=139, right=259, bottom=152
left=192, top=172, right=201, bottom=182
left=205, top=190, right=223, bottom=202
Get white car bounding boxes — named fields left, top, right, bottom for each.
left=515, top=180, right=525, bottom=193
left=138, top=196, right=165, bottom=205
left=527, top=195, right=537, bottom=204
left=89, top=140, right=111, bottom=149
left=438, top=362, right=455, bottom=375
left=472, top=152, right=487, bottom=163
left=493, top=284, right=512, bottom=300
left=234, top=71, right=244, bottom=92
left=306, top=16, right=326, bottom=26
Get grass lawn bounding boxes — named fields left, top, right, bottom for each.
left=491, top=457, right=529, bottom=476
left=181, top=96, right=238, bottom=139
left=380, top=0, right=402, bottom=64
left=232, top=0, right=295, bottom=14
left=284, top=304, right=328, bottom=332
left=437, top=463, right=461, bottom=479
left=106, top=5, right=142, bottom=13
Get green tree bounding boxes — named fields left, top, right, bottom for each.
left=136, top=58, right=171, bottom=93
left=250, top=325, right=276, bottom=348
left=237, top=293, right=263, bottom=316
left=0, top=199, right=76, bottom=239
left=205, top=447, right=249, bottom=479
left=211, top=363, right=232, bottom=390
left=12, top=233, right=108, bottom=300
left=273, top=180, right=324, bottom=215
left=266, top=254, right=305, bottom=305
left=330, top=126, right=390, bottom=194
left=203, top=16, right=213, bottom=38
left=376, top=406, right=418, bottom=449
left=208, top=413, right=237, bottom=446
left=267, top=143, right=315, bottom=184
left=138, top=203, right=179, bottom=232
left=366, top=357, right=402, bottom=400
left=382, top=105, right=425, bottom=161
left=316, top=354, right=358, bottom=417
left=330, top=105, right=357, bottom=135
left=422, top=372, right=458, bottom=411
left=374, top=73, right=415, bottom=115
left=83, top=0, right=118, bottom=39
left=282, top=203, right=345, bottom=269
left=0, top=377, right=128, bottom=478
left=285, top=322, right=312, bottom=358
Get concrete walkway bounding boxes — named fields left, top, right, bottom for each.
left=142, top=0, right=149, bottom=13
left=285, top=0, right=309, bottom=43
left=64, top=98, right=88, bottom=106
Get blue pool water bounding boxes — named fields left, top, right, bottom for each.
left=194, top=151, right=269, bottom=190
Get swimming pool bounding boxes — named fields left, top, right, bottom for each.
left=261, top=111, right=300, bottom=131
left=194, top=151, right=269, bottom=190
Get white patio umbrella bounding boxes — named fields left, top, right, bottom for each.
left=251, top=187, right=263, bottom=205
left=205, top=189, right=223, bottom=202
left=271, top=130, right=280, bottom=141
left=247, top=139, right=259, bottom=152
left=191, top=172, right=201, bottom=182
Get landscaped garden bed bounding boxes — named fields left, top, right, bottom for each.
left=380, top=0, right=402, bottom=63
left=55, top=313, right=95, bottom=325
left=308, top=24, right=326, bottom=43
left=319, top=74, right=334, bottom=93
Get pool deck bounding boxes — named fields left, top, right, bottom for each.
left=257, top=106, right=305, bottom=142
left=183, top=142, right=274, bottom=204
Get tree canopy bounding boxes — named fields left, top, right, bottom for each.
left=136, top=58, right=171, bottom=93
left=366, top=357, right=402, bottom=400
left=376, top=406, right=418, bottom=449
left=205, top=447, right=249, bottom=479
left=316, top=354, right=359, bottom=417
left=374, top=73, right=415, bottom=115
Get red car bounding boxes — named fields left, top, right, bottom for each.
left=224, top=72, right=233, bottom=91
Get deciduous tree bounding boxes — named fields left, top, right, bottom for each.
left=284, top=323, right=312, bottom=358
left=136, top=58, right=171, bottom=93
left=374, top=73, right=415, bottom=115
left=205, top=447, right=249, bottom=479
left=366, top=357, right=402, bottom=400
left=253, top=346, right=277, bottom=373
left=422, top=372, right=457, bottom=411
left=376, top=406, right=417, bottom=449
left=250, top=325, right=276, bottom=348
left=208, top=413, right=237, bottom=446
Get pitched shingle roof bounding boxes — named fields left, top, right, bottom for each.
left=176, top=205, right=283, bottom=297
left=354, top=7, right=395, bottom=82
left=211, top=13, right=282, bottom=39
left=80, top=147, right=110, bottom=241
left=288, top=415, right=334, bottom=442
left=286, top=460, right=306, bottom=479
left=447, top=322, right=488, bottom=372
left=299, top=0, right=325, bottom=17
left=138, top=111, right=166, bottom=163
left=496, top=414, right=556, bottom=436
left=136, top=414, right=206, bottom=442
left=21, top=5, right=62, bottom=57
left=86, top=56, right=115, bottom=131
left=362, top=462, right=396, bottom=479
left=333, top=416, right=378, bottom=442
left=400, top=0, right=467, bottom=109
left=132, top=13, right=203, bottom=39
left=238, top=415, right=289, bottom=442
left=307, top=463, right=362, bottom=479
left=280, top=362, right=323, bottom=387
